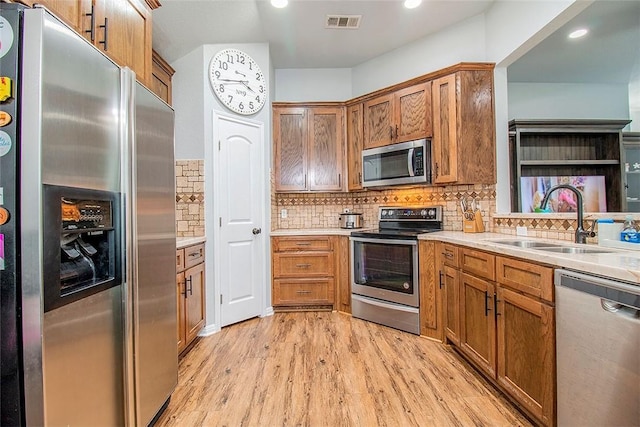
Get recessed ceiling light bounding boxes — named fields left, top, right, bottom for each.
left=404, top=0, right=422, bottom=9
left=271, top=0, right=288, bottom=8
left=568, top=28, right=588, bottom=39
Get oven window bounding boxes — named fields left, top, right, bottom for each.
left=353, top=241, right=414, bottom=294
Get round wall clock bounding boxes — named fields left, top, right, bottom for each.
left=209, top=48, right=267, bottom=115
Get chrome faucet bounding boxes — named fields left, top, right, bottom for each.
left=540, top=184, right=596, bottom=244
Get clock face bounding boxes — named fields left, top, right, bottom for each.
left=209, top=49, right=267, bottom=115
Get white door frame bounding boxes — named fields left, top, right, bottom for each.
left=202, top=110, right=271, bottom=335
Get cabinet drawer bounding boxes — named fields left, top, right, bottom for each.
left=273, top=252, right=333, bottom=278
left=441, top=243, right=459, bottom=268
left=274, top=236, right=331, bottom=252
left=496, top=256, right=553, bottom=302
left=184, top=243, right=205, bottom=269
left=460, top=248, right=495, bottom=281
left=273, top=278, right=334, bottom=305
left=176, top=248, right=185, bottom=272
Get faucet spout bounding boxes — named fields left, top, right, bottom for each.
left=540, top=184, right=594, bottom=244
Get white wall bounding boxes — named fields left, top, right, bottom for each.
left=508, top=83, right=630, bottom=120
left=351, top=14, right=486, bottom=97
left=275, top=68, right=352, bottom=101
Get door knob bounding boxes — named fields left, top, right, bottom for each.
left=252, top=227, right=262, bottom=235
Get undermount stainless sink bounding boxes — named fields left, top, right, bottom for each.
left=488, top=239, right=564, bottom=249
left=488, top=239, right=616, bottom=254
left=534, top=246, right=615, bottom=254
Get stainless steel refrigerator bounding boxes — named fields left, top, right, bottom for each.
left=0, top=5, right=177, bottom=426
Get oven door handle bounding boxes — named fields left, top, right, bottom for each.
left=349, top=236, right=417, bottom=246
left=352, top=294, right=419, bottom=313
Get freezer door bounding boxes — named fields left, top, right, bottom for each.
left=132, top=82, right=178, bottom=425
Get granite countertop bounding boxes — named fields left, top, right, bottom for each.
left=418, top=231, right=640, bottom=285
left=270, top=228, right=374, bottom=237
left=176, top=236, right=206, bottom=249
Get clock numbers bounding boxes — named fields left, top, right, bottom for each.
left=209, top=48, right=267, bottom=115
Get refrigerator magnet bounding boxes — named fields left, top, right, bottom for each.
left=0, top=111, right=11, bottom=126
left=0, top=16, right=14, bottom=59
left=0, top=130, right=10, bottom=157
left=0, top=77, right=11, bottom=102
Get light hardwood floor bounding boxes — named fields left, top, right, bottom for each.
left=156, top=312, right=533, bottom=427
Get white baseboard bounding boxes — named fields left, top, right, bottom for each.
left=261, top=306, right=274, bottom=317
left=198, top=324, right=219, bottom=337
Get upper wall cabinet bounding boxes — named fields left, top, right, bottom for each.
left=363, top=82, right=432, bottom=149
left=33, top=0, right=154, bottom=86
left=346, top=103, right=364, bottom=191
left=274, top=105, right=345, bottom=192
left=432, top=70, right=495, bottom=185
left=151, top=50, right=175, bottom=105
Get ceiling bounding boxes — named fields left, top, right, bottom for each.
left=152, top=1, right=640, bottom=84
left=152, top=0, right=494, bottom=68
left=507, top=0, right=640, bottom=84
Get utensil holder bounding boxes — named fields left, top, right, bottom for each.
left=463, top=211, right=485, bottom=233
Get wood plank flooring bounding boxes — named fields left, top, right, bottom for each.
left=156, top=312, right=533, bottom=427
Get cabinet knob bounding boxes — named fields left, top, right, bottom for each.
left=252, top=227, right=262, bottom=235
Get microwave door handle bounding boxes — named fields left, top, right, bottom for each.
left=407, top=148, right=415, bottom=177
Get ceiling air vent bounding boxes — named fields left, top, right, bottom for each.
left=325, top=15, right=362, bottom=29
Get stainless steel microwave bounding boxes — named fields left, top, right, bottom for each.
left=362, top=139, right=430, bottom=188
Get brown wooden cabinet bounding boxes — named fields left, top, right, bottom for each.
left=272, top=236, right=335, bottom=308
left=346, top=103, right=364, bottom=191
left=273, top=105, right=345, bottom=192
left=335, top=236, right=351, bottom=313
left=419, top=241, right=440, bottom=340
left=151, top=50, right=175, bottom=105
left=363, top=82, right=432, bottom=149
left=439, top=245, right=555, bottom=426
left=31, top=0, right=154, bottom=85
left=176, top=243, right=206, bottom=355
left=431, top=70, right=495, bottom=185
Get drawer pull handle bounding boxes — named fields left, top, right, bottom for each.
left=442, top=252, right=453, bottom=258
left=295, top=263, right=311, bottom=268
left=295, top=243, right=311, bottom=246
left=296, top=290, right=312, bottom=294
left=188, top=252, right=200, bottom=257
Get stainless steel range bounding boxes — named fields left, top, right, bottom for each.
left=349, top=206, right=443, bottom=334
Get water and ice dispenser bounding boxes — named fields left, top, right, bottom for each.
left=43, top=185, right=121, bottom=312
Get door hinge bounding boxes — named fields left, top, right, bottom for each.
left=220, top=294, right=223, bottom=304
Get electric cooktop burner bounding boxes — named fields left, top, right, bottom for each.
left=350, top=206, right=443, bottom=240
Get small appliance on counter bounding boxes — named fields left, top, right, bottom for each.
left=339, top=212, right=363, bottom=229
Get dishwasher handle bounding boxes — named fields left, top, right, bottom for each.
left=555, top=269, right=640, bottom=310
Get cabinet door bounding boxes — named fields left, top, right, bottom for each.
left=185, top=263, right=205, bottom=344
left=419, top=241, right=441, bottom=339
left=496, top=287, right=555, bottom=427
left=363, top=93, right=393, bottom=149
left=346, top=103, right=363, bottom=191
left=274, top=108, right=308, bottom=191
left=442, top=265, right=460, bottom=346
left=459, top=272, right=496, bottom=377
left=395, top=82, right=432, bottom=143
left=95, top=0, right=152, bottom=84
left=432, top=73, right=458, bottom=184
left=151, top=50, right=174, bottom=105
left=335, top=236, right=351, bottom=313
left=176, top=272, right=186, bottom=354
left=308, top=107, right=344, bottom=191
left=36, top=0, right=92, bottom=35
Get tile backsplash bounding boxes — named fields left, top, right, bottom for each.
left=176, top=160, right=205, bottom=237
left=272, top=183, right=496, bottom=232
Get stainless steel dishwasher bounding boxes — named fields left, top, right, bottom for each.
left=554, top=269, right=640, bottom=427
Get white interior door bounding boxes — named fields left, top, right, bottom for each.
left=217, top=114, right=264, bottom=327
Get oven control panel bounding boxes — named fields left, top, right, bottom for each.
left=379, top=206, right=442, bottom=221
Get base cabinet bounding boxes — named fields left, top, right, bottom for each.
left=271, top=236, right=335, bottom=309
left=176, top=243, right=205, bottom=355
left=440, top=244, right=556, bottom=426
